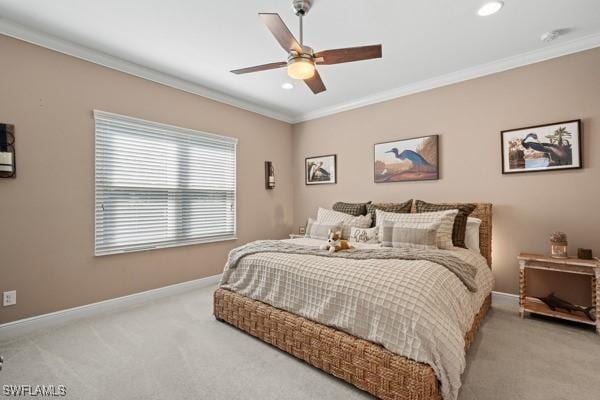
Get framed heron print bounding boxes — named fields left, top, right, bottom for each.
left=374, top=135, right=439, bottom=183
left=501, top=120, right=582, bottom=174
left=305, top=154, right=337, bottom=185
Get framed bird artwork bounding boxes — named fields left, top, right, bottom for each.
left=374, top=135, right=439, bottom=183
left=501, top=120, right=582, bottom=174
left=305, top=154, right=337, bottom=185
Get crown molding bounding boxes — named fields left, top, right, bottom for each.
left=1, top=17, right=599, bottom=125
left=0, top=18, right=294, bottom=123
left=290, top=32, right=600, bottom=123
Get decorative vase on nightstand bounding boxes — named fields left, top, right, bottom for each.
left=549, top=232, right=568, bottom=258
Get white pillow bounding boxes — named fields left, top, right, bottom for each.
left=375, top=209, right=458, bottom=249
left=465, top=217, right=481, bottom=253
left=305, top=218, right=341, bottom=240
left=316, top=207, right=372, bottom=239
left=349, top=226, right=378, bottom=243
left=381, top=220, right=440, bottom=249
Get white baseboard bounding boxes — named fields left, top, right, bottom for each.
left=0, top=281, right=517, bottom=340
left=492, top=290, right=519, bottom=306
left=0, top=274, right=222, bottom=340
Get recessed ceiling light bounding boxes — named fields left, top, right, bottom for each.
left=477, top=1, right=504, bottom=16
left=281, top=82, right=294, bottom=90
left=541, top=30, right=561, bottom=42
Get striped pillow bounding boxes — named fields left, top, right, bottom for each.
left=375, top=209, right=458, bottom=249
left=366, top=200, right=413, bottom=227
left=381, top=220, right=440, bottom=249
left=305, top=218, right=341, bottom=240
left=317, top=207, right=372, bottom=239
left=332, top=201, right=371, bottom=216
left=414, top=201, right=476, bottom=248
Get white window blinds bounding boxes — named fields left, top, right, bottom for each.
left=94, top=110, right=237, bottom=256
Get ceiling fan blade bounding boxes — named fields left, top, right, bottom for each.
left=259, top=13, right=303, bottom=54
left=304, top=70, right=326, bottom=94
left=230, top=61, right=287, bottom=75
left=315, top=45, right=382, bottom=65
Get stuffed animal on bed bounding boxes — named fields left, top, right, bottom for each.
left=320, top=230, right=353, bottom=253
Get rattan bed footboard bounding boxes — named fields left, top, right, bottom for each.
left=214, top=288, right=491, bottom=400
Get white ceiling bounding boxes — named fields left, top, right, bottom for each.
left=0, top=0, right=599, bottom=123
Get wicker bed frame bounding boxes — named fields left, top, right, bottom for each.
left=214, top=203, right=492, bottom=400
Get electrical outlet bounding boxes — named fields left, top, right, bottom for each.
left=3, top=290, right=16, bottom=306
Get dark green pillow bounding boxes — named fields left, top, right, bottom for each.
left=366, top=200, right=413, bottom=227
left=332, top=201, right=371, bottom=216
left=414, top=200, right=476, bottom=248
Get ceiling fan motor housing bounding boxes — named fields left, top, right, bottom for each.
left=293, top=0, right=312, bottom=16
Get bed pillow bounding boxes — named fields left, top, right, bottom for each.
left=305, top=218, right=341, bottom=240
left=317, top=208, right=372, bottom=239
left=414, top=200, right=476, bottom=248
left=349, top=226, right=379, bottom=243
left=332, top=201, right=371, bottom=216
left=375, top=209, right=458, bottom=249
left=465, top=217, right=481, bottom=253
left=381, top=220, right=440, bottom=249
left=366, top=200, right=413, bottom=227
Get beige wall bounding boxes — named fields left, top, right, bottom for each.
left=292, top=48, right=600, bottom=300
left=1, top=34, right=598, bottom=324
left=0, top=35, right=293, bottom=324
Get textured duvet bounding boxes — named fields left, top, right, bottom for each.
left=219, top=238, right=494, bottom=400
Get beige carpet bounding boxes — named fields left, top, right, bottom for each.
left=1, top=285, right=599, bottom=400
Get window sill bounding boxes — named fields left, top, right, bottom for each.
left=95, top=235, right=238, bottom=256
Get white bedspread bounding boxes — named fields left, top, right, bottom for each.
left=219, top=238, right=494, bottom=400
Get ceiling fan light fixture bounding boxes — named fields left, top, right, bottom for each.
left=477, top=1, right=504, bottom=16
left=287, top=57, right=315, bottom=80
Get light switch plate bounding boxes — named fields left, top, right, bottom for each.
left=3, top=290, right=16, bottom=306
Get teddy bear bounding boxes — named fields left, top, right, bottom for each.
left=320, top=230, right=352, bottom=253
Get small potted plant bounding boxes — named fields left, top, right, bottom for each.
left=550, top=232, right=568, bottom=258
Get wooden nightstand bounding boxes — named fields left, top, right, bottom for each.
left=518, top=253, right=599, bottom=334
left=289, top=234, right=304, bottom=239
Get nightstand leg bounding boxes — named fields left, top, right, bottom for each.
left=519, top=261, right=527, bottom=318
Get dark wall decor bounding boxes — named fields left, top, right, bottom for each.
left=374, top=135, right=439, bottom=183
left=0, top=123, right=16, bottom=178
left=265, top=161, right=275, bottom=189
left=501, top=119, right=582, bottom=174
left=305, top=154, right=336, bottom=185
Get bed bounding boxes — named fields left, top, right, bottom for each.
left=214, top=203, right=492, bottom=400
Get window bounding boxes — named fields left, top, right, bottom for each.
left=94, top=110, right=237, bottom=256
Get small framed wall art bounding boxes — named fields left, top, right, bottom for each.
left=305, top=154, right=336, bottom=185
left=374, top=135, right=438, bottom=183
left=501, top=119, right=582, bottom=174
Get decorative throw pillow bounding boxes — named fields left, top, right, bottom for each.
left=316, top=207, right=372, bottom=239
left=366, top=200, right=413, bottom=227
left=375, top=209, right=458, bottom=249
left=465, top=217, right=481, bottom=253
left=349, top=226, right=378, bottom=243
left=381, top=220, right=440, bottom=249
left=332, top=201, right=371, bottom=216
left=305, top=218, right=341, bottom=240
left=414, top=200, right=477, bottom=248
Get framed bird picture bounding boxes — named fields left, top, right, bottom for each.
left=306, top=154, right=337, bottom=185
left=374, top=135, right=439, bottom=183
left=501, top=120, right=582, bottom=174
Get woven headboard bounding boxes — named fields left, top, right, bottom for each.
left=411, top=202, right=492, bottom=268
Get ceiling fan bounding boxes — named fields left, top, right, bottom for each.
left=230, top=0, right=382, bottom=94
